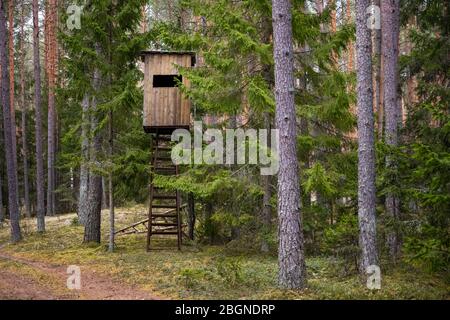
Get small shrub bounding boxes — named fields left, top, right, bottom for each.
left=215, top=256, right=243, bottom=286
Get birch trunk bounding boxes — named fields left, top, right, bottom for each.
left=0, top=0, right=21, bottom=242
left=32, top=0, right=45, bottom=232
left=272, top=0, right=306, bottom=289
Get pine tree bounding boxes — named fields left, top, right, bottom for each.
left=0, top=0, right=21, bottom=242
left=272, top=0, right=306, bottom=289
left=19, top=1, right=30, bottom=218
left=355, top=0, right=379, bottom=273
left=32, top=0, right=45, bottom=232
left=381, top=0, right=401, bottom=263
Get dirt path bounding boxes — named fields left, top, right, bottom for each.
left=0, top=251, right=163, bottom=300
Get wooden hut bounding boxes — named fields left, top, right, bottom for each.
left=141, top=51, right=195, bottom=133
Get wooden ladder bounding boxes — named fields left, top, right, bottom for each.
left=146, top=133, right=182, bottom=251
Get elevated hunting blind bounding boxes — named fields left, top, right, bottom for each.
left=125, top=51, right=196, bottom=251
left=141, top=51, right=195, bottom=133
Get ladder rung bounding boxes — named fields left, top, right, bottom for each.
left=151, top=204, right=177, bottom=209
left=152, top=194, right=177, bottom=199
left=151, top=223, right=178, bottom=227
left=151, top=231, right=179, bottom=235
left=156, top=136, right=172, bottom=141
left=151, top=214, right=178, bottom=218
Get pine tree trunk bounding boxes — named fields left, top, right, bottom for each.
left=381, top=0, right=401, bottom=263
left=19, top=2, right=30, bottom=218
left=46, top=0, right=57, bottom=216
left=355, top=0, right=379, bottom=273
left=372, top=0, right=383, bottom=139
left=8, top=0, right=18, bottom=204
left=347, top=0, right=354, bottom=71
left=32, top=0, right=45, bottom=232
left=83, top=47, right=103, bottom=243
left=108, top=109, right=114, bottom=252
left=78, top=93, right=90, bottom=225
left=261, top=112, right=272, bottom=253
left=0, top=0, right=21, bottom=242
left=272, top=0, right=306, bottom=289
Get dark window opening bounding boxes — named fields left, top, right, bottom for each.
left=153, top=75, right=182, bottom=87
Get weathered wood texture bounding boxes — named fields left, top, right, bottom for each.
left=143, top=53, right=193, bottom=131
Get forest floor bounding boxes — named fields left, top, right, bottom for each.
left=0, top=205, right=448, bottom=300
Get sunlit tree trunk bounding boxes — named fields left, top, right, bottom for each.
left=372, top=0, right=382, bottom=139
left=46, top=0, right=57, bottom=216
left=32, top=0, right=45, bottom=232
left=355, top=0, right=379, bottom=274
left=272, top=0, right=306, bottom=289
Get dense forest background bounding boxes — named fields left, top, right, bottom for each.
left=0, top=0, right=448, bottom=298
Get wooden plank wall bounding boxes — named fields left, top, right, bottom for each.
left=143, top=54, right=192, bottom=128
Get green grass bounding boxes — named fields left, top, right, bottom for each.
left=0, top=205, right=448, bottom=300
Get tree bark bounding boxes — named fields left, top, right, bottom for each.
left=108, top=110, right=114, bottom=252
left=272, top=0, right=306, bottom=289
left=355, top=0, right=379, bottom=273
left=261, top=112, right=272, bottom=253
left=0, top=0, right=21, bottom=242
left=78, top=93, right=90, bottom=225
left=372, top=0, right=383, bottom=139
left=8, top=0, right=18, bottom=203
left=381, top=0, right=401, bottom=263
left=46, top=0, right=57, bottom=216
left=19, top=2, right=30, bottom=218
left=32, top=0, right=45, bottom=232
left=83, top=45, right=103, bottom=243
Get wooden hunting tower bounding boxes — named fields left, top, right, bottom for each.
left=141, top=51, right=195, bottom=133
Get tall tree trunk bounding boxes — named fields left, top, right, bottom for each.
left=271, top=0, right=306, bottom=289
left=8, top=0, right=18, bottom=204
left=372, top=0, right=383, bottom=139
left=32, top=0, right=45, bottom=232
left=46, top=0, right=57, bottom=216
left=108, top=110, right=114, bottom=252
left=19, top=2, right=30, bottom=218
left=83, top=45, right=103, bottom=243
left=346, top=0, right=354, bottom=71
left=355, top=0, right=379, bottom=274
left=261, top=111, right=272, bottom=253
left=78, top=94, right=90, bottom=225
left=0, top=0, right=21, bottom=242
left=381, top=0, right=401, bottom=263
